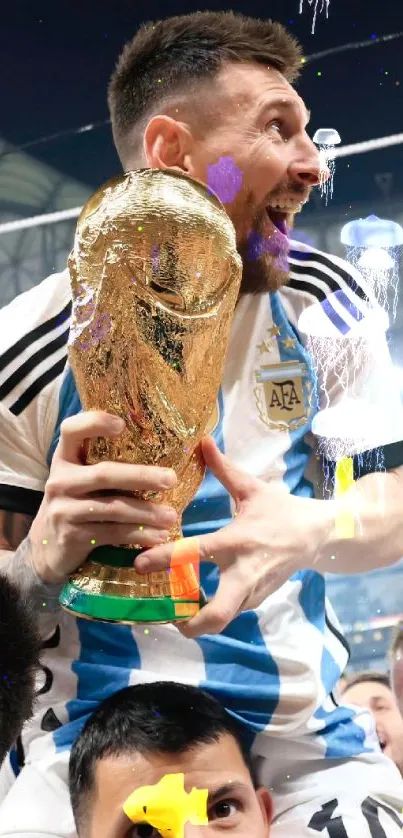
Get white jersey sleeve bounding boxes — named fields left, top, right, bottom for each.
left=0, top=270, right=71, bottom=515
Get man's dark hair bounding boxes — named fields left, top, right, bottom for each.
left=69, top=681, right=256, bottom=832
left=342, top=670, right=391, bottom=693
left=0, top=575, right=41, bottom=766
left=108, top=10, right=302, bottom=162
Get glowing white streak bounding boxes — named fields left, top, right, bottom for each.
left=334, top=132, right=403, bottom=158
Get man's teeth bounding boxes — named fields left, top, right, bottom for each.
left=267, top=202, right=303, bottom=212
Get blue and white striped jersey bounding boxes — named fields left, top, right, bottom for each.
left=1, top=240, right=402, bottom=772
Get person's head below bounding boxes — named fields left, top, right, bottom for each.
left=107, top=11, right=323, bottom=296
left=0, top=575, right=41, bottom=767
left=341, top=670, right=403, bottom=775
left=69, top=682, right=272, bottom=838
left=389, top=622, right=403, bottom=717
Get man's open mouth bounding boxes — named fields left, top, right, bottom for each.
left=266, top=208, right=288, bottom=236
left=266, top=199, right=307, bottom=236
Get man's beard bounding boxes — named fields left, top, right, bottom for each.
left=236, top=208, right=293, bottom=296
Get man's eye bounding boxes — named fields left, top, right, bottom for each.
left=267, top=120, right=285, bottom=137
left=209, top=798, right=240, bottom=820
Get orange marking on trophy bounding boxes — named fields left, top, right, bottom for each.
left=169, top=537, right=200, bottom=603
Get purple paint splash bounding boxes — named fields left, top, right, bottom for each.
left=247, top=228, right=290, bottom=272
left=151, top=244, right=160, bottom=274
left=78, top=312, right=112, bottom=351
left=207, top=156, right=243, bottom=204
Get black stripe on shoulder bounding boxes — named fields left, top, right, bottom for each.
left=325, top=613, right=351, bottom=661
left=0, top=301, right=72, bottom=373
left=287, top=277, right=327, bottom=303
left=0, top=484, right=44, bottom=517
left=0, top=328, right=70, bottom=400
left=289, top=250, right=369, bottom=303
left=10, top=355, right=67, bottom=415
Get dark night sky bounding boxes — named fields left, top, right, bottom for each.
left=1, top=0, right=403, bottom=205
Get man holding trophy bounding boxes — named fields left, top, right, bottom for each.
left=1, top=9, right=403, bottom=837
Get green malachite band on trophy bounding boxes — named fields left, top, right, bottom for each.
left=59, top=545, right=207, bottom=623
left=88, top=544, right=143, bottom=568
left=59, top=580, right=207, bottom=623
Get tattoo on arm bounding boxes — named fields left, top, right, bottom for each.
left=0, top=511, right=62, bottom=611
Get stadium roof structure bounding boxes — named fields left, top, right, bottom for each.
left=0, top=137, right=91, bottom=306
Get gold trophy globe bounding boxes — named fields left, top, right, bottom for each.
left=59, top=168, right=242, bottom=624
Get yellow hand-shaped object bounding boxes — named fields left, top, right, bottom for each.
left=123, top=772, right=208, bottom=838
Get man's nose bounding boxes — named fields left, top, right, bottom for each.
left=288, top=139, right=328, bottom=187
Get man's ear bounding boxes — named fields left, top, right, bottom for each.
left=143, top=115, right=195, bottom=174
left=256, top=787, right=273, bottom=833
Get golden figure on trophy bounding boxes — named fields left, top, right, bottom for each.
left=59, top=168, right=242, bottom=623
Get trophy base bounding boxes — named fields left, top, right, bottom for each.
left=59, top=581, right=203, bottom=624
left=59, top=545, right=206, bottom=625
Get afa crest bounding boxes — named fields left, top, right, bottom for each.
left=254, top=360, right=313, bottom=432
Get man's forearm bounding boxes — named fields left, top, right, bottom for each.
left=310, top=466, right=403, bottom=575
left=0, top=536, right=63, bottom=613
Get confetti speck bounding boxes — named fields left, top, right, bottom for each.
left=90, top=538, right=97, bottom=545
left=42, top=538, right=48, bottom=545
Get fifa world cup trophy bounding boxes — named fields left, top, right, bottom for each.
left=59, top=169, right=242, bottom=623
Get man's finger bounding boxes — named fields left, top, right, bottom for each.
left=177, top=571, right=247, bottom=638
left=134, top=527, right=237, bottom=573
left=55, top=410, right=126, bottom=464
left=201, top=436, right=256, bottom=498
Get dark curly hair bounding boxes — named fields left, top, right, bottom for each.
left=0, top=575, right=41, bottom=766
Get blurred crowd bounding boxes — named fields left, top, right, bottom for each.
left=339, top=622, right=403, bottom=776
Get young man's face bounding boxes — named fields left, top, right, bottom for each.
left=135, top=61, right=322, bottom=294
left=343, top=680, right=403, bottom=775
left=84, top=733, right=272, bottom=837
